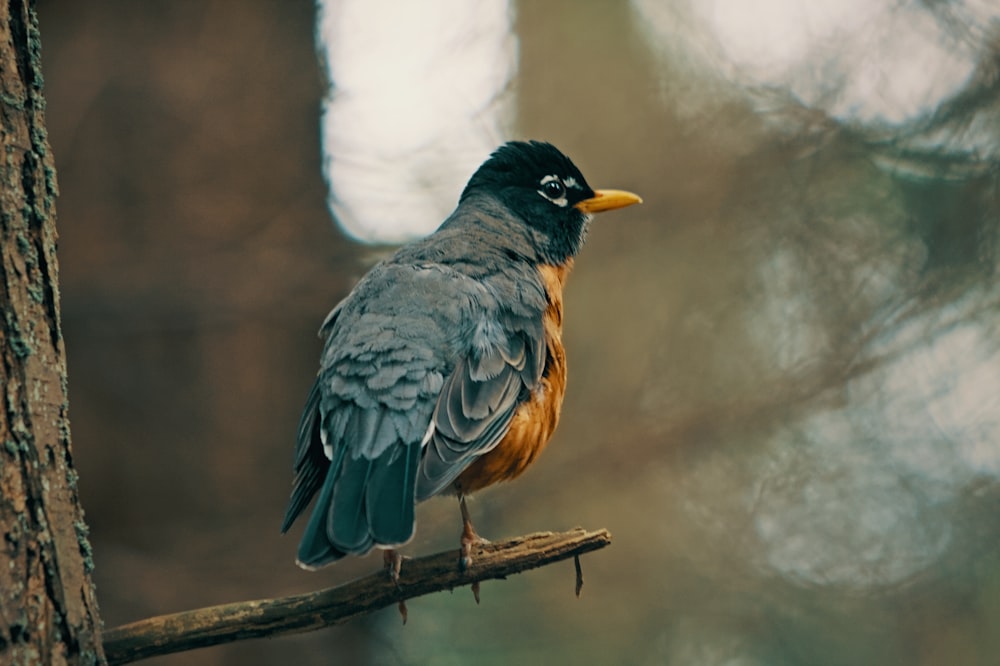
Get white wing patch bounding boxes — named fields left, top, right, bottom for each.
left=419, top=418, right=436, bottom=449
left=321, top=427, right=333, bottom=460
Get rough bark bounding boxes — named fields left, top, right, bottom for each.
left=103, top=528, right=612, bottom=664
left=0, top=1, right=106, bottom=664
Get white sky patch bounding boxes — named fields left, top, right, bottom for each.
left=751, top=422, right=954, bottom=587
left=701, top=0, right=968, bottom=124
left=746, top=288, right=1000, bottom=586
left=746, top=245, right=831, bottom=374
left=866, top=293, right=1000, bottom=479
left=632, top=0, right=997, bottom=126
left=316, top=0, right=517, bottom=244
left=712, top=230, right=1000, bottom=587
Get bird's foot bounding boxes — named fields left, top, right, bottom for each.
left=383, top=549, right=410, bottom=623
left=456, top=493, right=488, bottom=603
left=383, top=549, right=408, bottom=585
left=459, top=524, right=490, bottom=572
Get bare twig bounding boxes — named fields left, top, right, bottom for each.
left=574, top=554, right=584, bottom=597
left=103, top=528, right=612, bottom=665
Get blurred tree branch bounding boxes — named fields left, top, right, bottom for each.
left=103, top=528, right=612, bottom=664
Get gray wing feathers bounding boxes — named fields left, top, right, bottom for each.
left=281, top=382, right=328, bottom=534
left=415, top=316, right=545, bottom=500
left=284, top=257, right=549, bottom=568
left=287, top=315, right=441, bottom=566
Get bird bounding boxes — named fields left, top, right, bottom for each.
left=281, top=140, right=641, bottom=573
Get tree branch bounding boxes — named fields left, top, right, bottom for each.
left=102, top=528, right=612, bottom=664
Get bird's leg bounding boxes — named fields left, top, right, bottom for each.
left=459, top=494, right=490, bottom=569
left=383, top=549, right=409, bottom=623
left=458, top=494, right=489, bottom=603
left=383, top=548, right=405, bottom=584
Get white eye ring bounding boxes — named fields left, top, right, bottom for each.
left=538, top=175, right=568, bottom=206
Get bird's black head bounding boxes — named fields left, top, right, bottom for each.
left=460, top=141, right=598, bottom=264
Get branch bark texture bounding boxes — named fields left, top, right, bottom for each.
left=104, top=528, right=612, bottom=665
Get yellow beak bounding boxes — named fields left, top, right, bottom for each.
left=574, top=189, right=643, bottom=214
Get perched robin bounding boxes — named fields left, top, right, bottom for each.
left=281, top=141, right=641, bottom=571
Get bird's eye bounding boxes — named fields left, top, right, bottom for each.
left=542, top=179, right=565, bottom=200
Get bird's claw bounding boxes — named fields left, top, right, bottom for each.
left=383, top=549, right=408, bottom=585
left=383, top=549, right=410, bottom=623
left=397, top=600, right=408, bottom=624
left=459, top=529, right=490, bottom=571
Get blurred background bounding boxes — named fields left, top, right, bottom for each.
left=38, top=1, right=1000, bottom=664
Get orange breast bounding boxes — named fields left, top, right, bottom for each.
left=454, top=261, right=572, bottom=495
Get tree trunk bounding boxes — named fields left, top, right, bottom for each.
left=0, top=1, right=105, bottom=664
